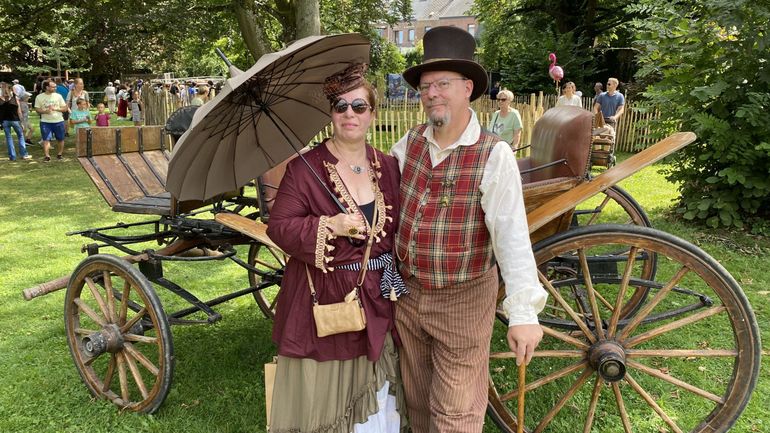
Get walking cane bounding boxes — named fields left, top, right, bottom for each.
left=517, top=362, right=526, bottom=433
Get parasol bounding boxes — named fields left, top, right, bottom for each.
left=165, top=33, right=370, bottom=202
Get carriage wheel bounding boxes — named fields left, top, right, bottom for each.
left=64, top=254, right=174, bottom=414
left=572, top=185, right=651, bottom=228
left=534, top=185, right=654, bottom=328
left=247, top=241, right=286, bottom=319
left=488, top=225, right=760, bottom=433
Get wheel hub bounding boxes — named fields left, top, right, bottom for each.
left=81, top=324, right=125, bottom=357
left=588, top=340, right=626, bottom=382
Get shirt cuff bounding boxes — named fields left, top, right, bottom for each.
left=314, top=215, right=335, bottom=272
left=502, top=287, right=548, bottom=327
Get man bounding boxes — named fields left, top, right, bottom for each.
left=593, top=77, right=625, bottom=127
left=593, top=81, right=603, bottom=97
left=54, top=78, right=71, bottom=136
left=34, top=80, right=68, bottom=161
left=391, top=26, right=547, bottom=432
left=12, top=79, right=26, bottom=98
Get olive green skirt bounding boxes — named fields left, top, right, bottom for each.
left=269, top=334, right=407, bottom=433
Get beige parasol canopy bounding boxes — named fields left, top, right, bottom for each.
left=166, top=33, right=370, bottom=202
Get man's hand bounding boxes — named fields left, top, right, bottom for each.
left=506, top=324, right=543, bottom=366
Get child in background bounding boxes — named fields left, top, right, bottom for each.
left=95, top=103, right=110, bottom=127
left=19, top=92, right=33, bottom=141
left=69, top=98, right=92, bottom=130
left=130, top=91, right=143, bottom=126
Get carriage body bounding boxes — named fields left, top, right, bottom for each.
left=23, top=107, right=760, bottom=433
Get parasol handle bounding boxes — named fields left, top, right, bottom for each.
left=517, top=363, right=526, bottom=433
left=215, top=48, right=232, bottom=68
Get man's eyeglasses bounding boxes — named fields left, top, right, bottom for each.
left=333, top=98, right=372, bottom=114
left=418, top=78, right=467, bottom=93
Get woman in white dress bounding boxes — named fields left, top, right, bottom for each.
left=556, top=81, right=583, bottom=107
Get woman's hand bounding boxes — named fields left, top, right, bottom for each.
left=326, top=212, right=366, bottom=240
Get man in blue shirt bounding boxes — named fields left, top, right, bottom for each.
left=593, top=77, right=625, bottom=127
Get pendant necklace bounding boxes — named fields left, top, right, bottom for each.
left=332, top=139, right=366, bottom=174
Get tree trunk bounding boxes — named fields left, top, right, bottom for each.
left=295, top=0, right=320, bottom=39
left=233, top=0, right=273, bottom=62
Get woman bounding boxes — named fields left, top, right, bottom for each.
left=487, top=89, right=522, bottom=147
left=0, top=81, right=31, bottom=160
left=116, top=85, right=129, bottom=119
left=190, top=85, right=209, bottom=106
left=556, top=81, right=583, bottom=107
left=266, top=64, right=406, bottom=433
left=66, top=78, right=90, bottom=136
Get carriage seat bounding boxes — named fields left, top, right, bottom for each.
left=516, top=106, right=593, bottom=213
left=77, top=126, right=174, bottom=215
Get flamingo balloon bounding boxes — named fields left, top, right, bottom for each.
left=548, top=53, right=564, bottom=93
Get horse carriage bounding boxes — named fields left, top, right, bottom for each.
left=22, top=35, right=759, bottom=433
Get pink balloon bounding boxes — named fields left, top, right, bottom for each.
left=548, top=53, right=564, bottom=82
left=549, top=65, right=564, bottom=81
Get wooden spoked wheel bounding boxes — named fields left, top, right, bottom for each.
left=247, top=241, right=287, bottom=320
left=535, top=186, right=655, bottom=328
left=572, top=185, right=651, bottom=228
left=64, top=254, right=174, bottom=414
left=488, top=225, right=760, bottom=433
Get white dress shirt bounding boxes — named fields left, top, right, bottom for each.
left=391, top=108, right=547, bottom=326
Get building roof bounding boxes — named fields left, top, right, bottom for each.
left=410, top=0, right=474, bottom=21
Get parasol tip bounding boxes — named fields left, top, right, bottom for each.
left=216, top=48, right=243, bottom=77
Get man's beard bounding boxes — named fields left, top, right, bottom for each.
left=428, top=111, right=450, bottom=128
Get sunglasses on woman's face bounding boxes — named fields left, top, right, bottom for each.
left=333, top=98, right=371, bottom=114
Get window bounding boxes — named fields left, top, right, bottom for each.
left=467, top=24, right=476, bottom=36
left=394, top=30, right=403, bottom=45
left=376, top=28, right=385, bottom=38
left=408, top=29, right=415, bottom=42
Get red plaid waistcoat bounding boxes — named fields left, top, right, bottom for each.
left=396, top=124, right=497, bottom=289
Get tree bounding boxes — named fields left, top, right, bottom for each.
left=632, top=0, right=770, bottom=231
left=474, top=0, right=643, bottom=94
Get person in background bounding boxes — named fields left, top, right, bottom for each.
left=104, top=81, right=117, bottom=113
left=393, top=26, right=546, bottom=432
left=95, top=103, right=110, bottom=127
left=593, top=77, right=625, bottom=127
left=34, top=79, right=68, bottom=161
left=593, top=82, right=603, bottom=98
left=130, top=91, right=143, bottom=126
left=19, top=92, right=34, bottom=142
left=69, top=98, right=92, bottom=132
left=66, top=78, right=90, bottom=136
left=54, top=78, right=70, bottom=136
left=266, top=63, right=406, bottom=433
left=191, top=85, right=209, bottom=106
left=489, top=80, right=501, bottom=100
left=556, top=81, right=583, bottom=107
left=12, top=79, right=26, bottom=98
left=1, top=81, right=31, bottom=160
left=487, top=89, right=523, bottom=147
left=116, top=84, right=129, bottom=119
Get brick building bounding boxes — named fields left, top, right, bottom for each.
left=376, top=0, right=478, bottom=53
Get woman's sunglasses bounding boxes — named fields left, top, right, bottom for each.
left=333, top=98, right=372, bottom=114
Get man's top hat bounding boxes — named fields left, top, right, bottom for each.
left=403, top=26, right=488, bottom=101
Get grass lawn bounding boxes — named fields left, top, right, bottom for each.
left=0, top=119, right=768, bottom=433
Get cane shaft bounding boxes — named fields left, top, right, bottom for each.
left=517, top=363, right=526, bottom=433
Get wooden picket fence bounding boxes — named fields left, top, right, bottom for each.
left=143, top=89, right=661, bottom=154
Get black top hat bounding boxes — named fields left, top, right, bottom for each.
left=403, top=26, right=488, bottom=101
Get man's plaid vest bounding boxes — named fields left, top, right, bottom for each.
left=396, top=124, right=497, bottom=289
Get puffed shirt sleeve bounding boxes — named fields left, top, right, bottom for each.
left=480, top=141, right=548, bottom=326
left=390, top=132, right=409, bottom=174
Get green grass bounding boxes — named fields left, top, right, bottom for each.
left=0, top=136, right=767, bottom=433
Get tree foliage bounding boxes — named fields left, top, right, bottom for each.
left=631, top=0, right=770, bottom=232
left=474, top=0, right=643, bottom=94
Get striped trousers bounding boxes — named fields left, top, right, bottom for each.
left=395, top=266, right=498, bottom=433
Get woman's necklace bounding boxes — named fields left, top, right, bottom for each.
left=331, top=139, right=366, bottom=175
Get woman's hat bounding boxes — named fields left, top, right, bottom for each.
left=403, top=26, right=488, bottom=101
